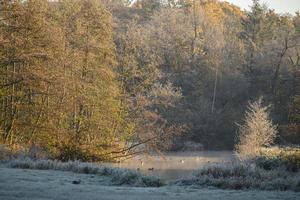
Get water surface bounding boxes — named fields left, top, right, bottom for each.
left=108, top=151, right=236, bottom=180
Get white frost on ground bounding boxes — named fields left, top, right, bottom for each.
left=0, top=167, right=299, bottom=200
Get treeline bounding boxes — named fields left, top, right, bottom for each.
left=0, top=0, right=183, bottom=161
left=0, top=0, right=132, bottom=161
left=110, top=0, right=300, bottom=149
left=0, top=0, right=299, bottom=161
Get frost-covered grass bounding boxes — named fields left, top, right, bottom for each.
left=2, top=158, right=164, bottom=187
left=173, top=162, right=300, bottom=192
left=2, top=149, right=300, bottom=192
left=1, top=168, right=299, bottom=200
left=177, top=147, right=300, bottom=192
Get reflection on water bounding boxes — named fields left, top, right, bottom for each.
left=107, top=151, right=236, bottom=180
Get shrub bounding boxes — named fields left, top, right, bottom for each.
left=55, top=143, right=92, bottom=162
left=255, top=147, right=300, bottom=172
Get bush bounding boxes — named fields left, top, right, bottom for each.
left=48, top=141, right=119, bottom=162
left=55, top=143, right=93, bottom=162
left=255, top=147, right=300, bottom=172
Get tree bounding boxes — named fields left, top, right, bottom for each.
left=241, top=0, right=267, bottom=75
left=114, top=8, right=185, bottom=152
left=0, top=0, right=63, bottom=147
left=52, top=0, right=130, bottom=161
left=236, top=98, right=277, bottom=158
left=1, top=0, right=298, bottom=157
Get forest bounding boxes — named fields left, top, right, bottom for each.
left=0, top=0, right=299, bottom=162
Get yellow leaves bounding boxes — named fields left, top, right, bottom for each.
left=201, top=1, right=243, bottom=27
left=184, top=0, right=244, bottom=33
left=0, top=0, right=129, bottom=161
left=220, top=1, right=244, bottom=18
left=203, top=1, right=225, bottom=26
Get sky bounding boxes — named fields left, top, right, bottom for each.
left=223, top=0, right=300, bottom=14
left=129, top=0, right=300, bottom=14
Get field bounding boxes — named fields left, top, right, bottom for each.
left=0, top=167, right=299, bottom=200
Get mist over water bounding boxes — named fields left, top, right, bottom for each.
left=108, top=151, right=236, bottom=180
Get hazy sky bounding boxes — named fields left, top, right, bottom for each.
left=130, top=0, right=300, bottom=14
left=223, top=0, right=300, bottom=14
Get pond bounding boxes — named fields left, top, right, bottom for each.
left=108, top=151, right=237, bottom=180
